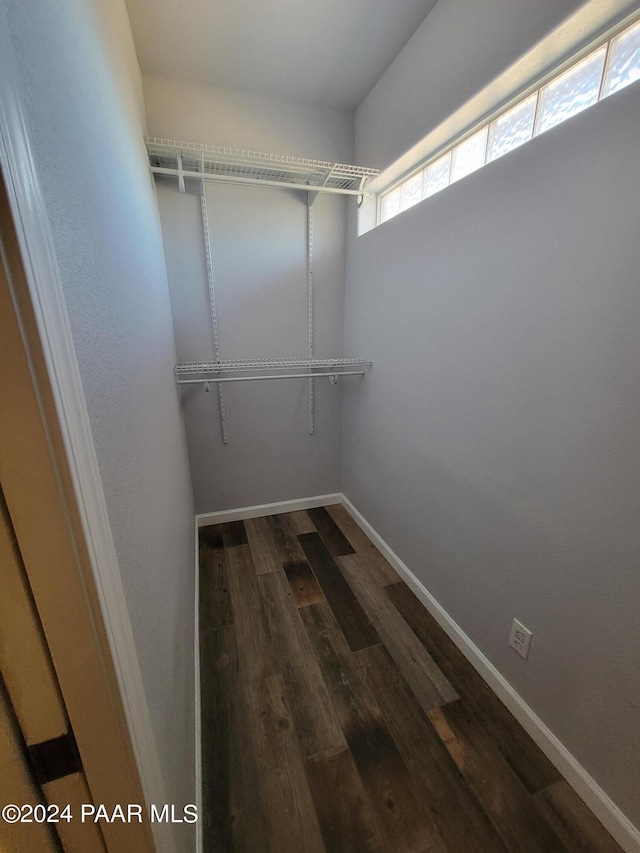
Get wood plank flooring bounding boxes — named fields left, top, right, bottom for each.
left=199, top=506, right=623, bottom=853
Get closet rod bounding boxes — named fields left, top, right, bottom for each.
left=150, top=167, right=373, bottom=197
left=177, top=371, right=365, bottom=385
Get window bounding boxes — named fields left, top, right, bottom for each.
left=379, top=15, right=640, bottom=225
left=535, top=47, right=606, bottom=135
left=450, top=128, right=488, bottom=183
left=486, top=94, right=537, bottom=163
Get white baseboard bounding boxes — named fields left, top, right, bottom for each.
left=194, top=516, right=203, bottom=853
left=340, top=495, right=640, bottom=853
left=196, top=493, right=342, bottom=527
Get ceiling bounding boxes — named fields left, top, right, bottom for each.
left=125, top=0, right=439, bottom=110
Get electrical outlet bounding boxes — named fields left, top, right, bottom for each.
left=509, top=618, right=532, bottom=660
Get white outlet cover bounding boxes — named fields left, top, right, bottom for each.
left=509, top=618, right=533, bottom=660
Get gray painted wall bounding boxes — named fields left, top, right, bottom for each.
left=357, top=0, right=615, bottom=171
left=4, top=2, right=196, bottom=846
left=344, top=77, right=640, bottom=827
left=144, top=75, right=354, bottom=513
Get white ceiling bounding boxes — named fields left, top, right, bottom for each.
left=125, top=0, right=439, bottom=109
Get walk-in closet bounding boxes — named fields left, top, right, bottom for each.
left=2, top=0, right=640, bottom=851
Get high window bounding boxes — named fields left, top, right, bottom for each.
left=379, top=16, right=640, bottom=225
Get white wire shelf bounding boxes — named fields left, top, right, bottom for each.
left=177, top=371, right=367, bottom=386
left=147, top=138, right=379, bottom=197
left=175, top=358, right=372, bottom=375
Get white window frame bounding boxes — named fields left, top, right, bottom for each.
left=377, top=10, right=640, bottom=227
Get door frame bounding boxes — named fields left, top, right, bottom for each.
left=0, top=10, right=174, bottom=853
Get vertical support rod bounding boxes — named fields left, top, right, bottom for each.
left=307, top=194, right=314, bottom=435
left=200, top=172, right=229, bottom=444
left=176, top=151, right=186, bottom=193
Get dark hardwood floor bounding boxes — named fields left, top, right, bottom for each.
left=199, top=504, right=622, bottom=852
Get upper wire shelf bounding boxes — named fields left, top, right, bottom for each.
left=147, top=138, right=379, bottom=198
left=175, top=358, right=372, bottom=375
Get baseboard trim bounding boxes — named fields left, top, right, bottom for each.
left=196, top=493, right=342, bottom=527
left=340, top=495, right=640, bottom=853
left=193, top=515, right=203, bottom=853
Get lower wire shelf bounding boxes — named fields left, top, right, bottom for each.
left=174, top=357, right=372, bottom=376
left=175, top=357, right=372, bottom=442
left=177, top=370, right=366, bottom=385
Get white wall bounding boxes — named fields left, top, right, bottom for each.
left=144, top=75, right=354, bottom=512
left=144, top=75, right=355, bottom=160
left=3, top=2, right=196, bottom=847
left=356, top=0, right=640, bottom=174
left=345, top=65, right=640, bottom=837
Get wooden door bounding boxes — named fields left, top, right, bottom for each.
left=0, top=168, right=156, bottom=852
left=0, top=487, right=106, bottom=852
left=0, top=683, right=58, bottom=852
